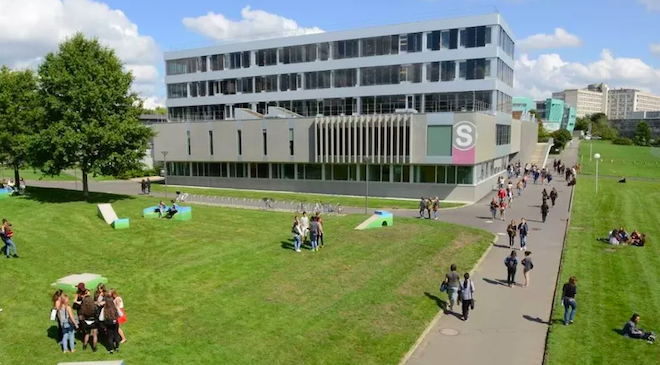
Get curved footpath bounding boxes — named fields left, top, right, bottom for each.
left=27, top=141, right=578, bottom=365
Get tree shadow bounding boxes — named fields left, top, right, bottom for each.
left=25, top=187, right=134, bottom=204
left=482, top=278, right=509, bottom=286
left=523, top=315, right=548, bottom=325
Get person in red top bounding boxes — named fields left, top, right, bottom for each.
left=498, top=188, right=507, bottom=202
left=2, top=219, right=17, bottom=258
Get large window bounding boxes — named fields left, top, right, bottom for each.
left=279, top=73, right=299, bottom=91
left=166, top=58, right=198, bottom=75
left=281, top=44, right=317, bottom=64
left=405, top=33, right=423, bottom=52
left=167, top=83, right=187, bottom=98
left=304, top=71, right=331, bottom=90
left=333, top=39, right=359, bottom=59
left=361, top=35, right=399, bottom=56
left=319, top=42, right=330, bottom=61
left=461, top=59, right=490, bottom=80
left=427, top=30, right=452, bottom=51
left=361, top=65, right=401, bottom=86
left=228, top=52, right=250, bottom=69
left=333, top=68, right=357, bottom=88
left=496, top=124, right=511, bottom=145
left=257, top=48, right=277, bottom=66
left=256, top=75, right=278, bottom=92
left=400, top=64, right=423, bottom=83
left=499, top=28, right=515, bottom=58
left=210, top=54, right=224, bottom=71
left=497, top=59, right=514, bottom=87
left=393, top=165, right=410, bottom=183
left=461, top=26, right=489, bottom=48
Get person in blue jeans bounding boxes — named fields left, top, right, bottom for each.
left=292, top=220, right=303, bottom=253
left=2, top=219, right=18, bottom=258
left=58, top=294, right=79, bottom=353
left=562, top=276, right=578, bottom=325
left=518, top=218, right=529, bottom=251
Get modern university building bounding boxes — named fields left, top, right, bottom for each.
left=152, top=13, right=539, bottom=202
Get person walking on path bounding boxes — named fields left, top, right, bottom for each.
left=146, top=178, right=151, bottom=194
left=419, top=197, right=427, bottom=219
left=562, top=276, right=578, bottom=325
left=459, top=273, right=475, bottom=321
left=518, top=219, right=529, bottom=251
left=507, top=220, right=517, bottom=249
left=541, top=201, right=550, bottom=223
left=441, top=264, right=461, bottom=313
left=516, top=180, right=523, bottom=197
left=521, top=251, right=533, bottom=287
left=140, top=179, right=146, bottom=194
left=490, top=198, right=499, bottom=220
left=499, top=200, right=508, bottom=221
left=504, top=251, right=518, bottom=287
left=542, top=188, right=549, bottom=205
left=432, top=197, right=440, bottom=221
left=550, top=188, right=558, bottom=207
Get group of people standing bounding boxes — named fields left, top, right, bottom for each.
left=51, top=283, right=127, bottom=354
left=418, top=197, right=442, bottom=220
left=140, top=178, right=152, bottom=194
left=291, top=211, right=325, bottom=252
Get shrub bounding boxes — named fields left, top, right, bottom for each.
left=612, top=137, right=634, bottom=146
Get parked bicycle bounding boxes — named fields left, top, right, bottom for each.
left=262, top=197, right=275, bottom=210
left=175, top=191, right=189, bottom=203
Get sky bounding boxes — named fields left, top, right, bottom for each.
left=1, top=0, right=660, bottom=108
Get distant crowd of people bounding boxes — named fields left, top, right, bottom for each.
left=606, top=227, right=646, bottom=247
left=291, top=211, right=325, bottom=252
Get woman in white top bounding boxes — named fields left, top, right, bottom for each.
left=300, top=212, right=310, bottom=244
left=110, top=289, right=127, bottom=344
left=460, top=273, right=475, bottom=321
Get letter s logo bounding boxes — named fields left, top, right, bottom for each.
left=453, top=121, right=476, bottom=151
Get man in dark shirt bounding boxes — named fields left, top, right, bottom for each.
left=562, top=276, right=577, bottom=325
left=443, top=264, right=461, bottom=313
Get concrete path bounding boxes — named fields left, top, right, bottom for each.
left=26, top=142, right=579, bottom=365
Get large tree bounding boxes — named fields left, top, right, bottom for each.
left=33, top=33, right=154, bottom=197
left=574, top=117, right=589, bottom=131
left=0, top=66, right=43, bottom=184
left=634, top=121, right=652, bottom=146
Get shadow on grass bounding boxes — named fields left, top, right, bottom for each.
left=612, top=329, right=625, bottom=336
left=46, top=325, right=59, bottom=343
left=25, top=187, right=134, bottom=204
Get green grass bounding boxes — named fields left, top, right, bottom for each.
left=150, top=184, right=465, bottom=210
left=0, top=187, right=491, bottom=365
left=16, top=169, right=78, bottom=181
left=546, top=178, right=660, bottom=365
left=577, top=140, right=660, bottom=179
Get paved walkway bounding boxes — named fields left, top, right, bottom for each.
left=26, top=143, right=578, bottom=365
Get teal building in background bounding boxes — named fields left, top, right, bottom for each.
left=514, top=96, right=576, bottom=132
left=513, top=96, right=535, bottom=113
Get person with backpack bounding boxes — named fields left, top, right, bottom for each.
left=58, top=293, right=79, bottom=353
left=541, top=202, right=550, bottom=223
left=490, top=198, right=499, bottom=220
left=506, top=220, right=517, bottom=249
left=292, top=219, right=303, bottom=253
left=518, top=219, right=529, bottom=251
left=521, top=251, right=533, bottom=287
left=2, top=219, right=18, bottom=258
left=99, top=297, right=121, bottom=354
left=504, top=251, right=518, bottom=287
left=459, top=273, right=475, bottom=321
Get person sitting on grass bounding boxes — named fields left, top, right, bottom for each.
left=164, top=200, right=179, bottom=219
left=631, top=231, right=646, bottom=247
left=156, top=201, right=167, bottom=218
left=608, top=229, right=620, bottom=245
left=618, top=227, right=630, bottom=243
left=623, top=314, right=656, bottom=342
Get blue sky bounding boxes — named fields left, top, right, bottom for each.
left=2, top=0, right=660, bottom=105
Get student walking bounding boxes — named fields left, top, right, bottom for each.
left=432, top=197, right=440, bottom=220
left=499, top=200, right=507, bottom=221
left=504, top=251, right=518, bottom=287
left=419, top=197, right=427, bottom=219
left=521, top=251, right=533, bottom=287
left=140, top=179, right=147, bottom=194
left=441, top=264, right=461, bottom=313
left=426, top=198, right=432, bottom=219
left=100, top=297, right=121, bottom=354
left=541, top=202, right=549, bottom=223
left=490, top=198, right=499, bottom=220
left=562, top=276, right=578, bottom=325
left=146, top=178, right=151, bottom=194
left=516, top=180, right=523, bottom=197
left=550, top=188, right=558, bottom=207
left=459, top=273, right=475, bottom=321
left=518, top=219, right=529, bottom=251
left=507, top=220, right=517, bottom=248
left=2, top=219, right=18, bottom=258
left=58, top=294, right=79, bottom=353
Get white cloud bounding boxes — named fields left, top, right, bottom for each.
left=650, top=43, right=660, bottom=56
left=0, top=0, right=161, bottom=101
left=141, top=97, right=164, bottom=110
left=183, top=6, right=324, bottom=41
left=640, top=0, right=660, bottom=11
left=517, top=28, right=583, bottom=51
left=514, top=50, right=660, bottom=99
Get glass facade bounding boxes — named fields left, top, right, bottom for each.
left=496, top=124, right=511, bottom=145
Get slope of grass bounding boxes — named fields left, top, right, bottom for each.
left=546, top=178, right=660, bottom=365
left=150, top=184, right=464, bottom=210
left=16, top=169, right=78, bottom=181
left=0, top=187, right=489, bottom=365
left=577, top=140, right=660, bottom=179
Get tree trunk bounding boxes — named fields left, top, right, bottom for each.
left=13, top=165, right=20, bottom=187
left=82, top=171, right=89, bottom=198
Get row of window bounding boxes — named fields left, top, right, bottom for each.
left=167, top=58, right=508, bottom=98
left=166, top=162, right=475, bottom=184
left=188, top=128, right=296, bottom=157
left=315, top=124, right=411, bottom=158
left=167, top=90, right=512, bottom=120
left=166, top=26, right=514, bottom=75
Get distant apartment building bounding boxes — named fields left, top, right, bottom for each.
left=608, top=88, right=660, bottom=119
left=552, top=83, right=609, bottom=118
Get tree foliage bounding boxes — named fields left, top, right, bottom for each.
left=0, top=66, right=43, bottom=183
left=33, top=33, right=155, bottom=196
left=574, top=117, right=589, bottom=131
left=538, top=122, right=549, bottom=142
left=634, top=121, right=652, bottom=146
left=612, top=137, right=634, bottom=146
left=142, top=106, right=167, bottom=115
left=586, top=113, right=618, bottom=140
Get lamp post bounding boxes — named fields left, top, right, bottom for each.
left=364, top=157, right=370, bottom=215
left=161, top=151, right=169, bottom=198
left=594, top=153, right=601, bottom=194
left=589, top=140, right=593, bottom=162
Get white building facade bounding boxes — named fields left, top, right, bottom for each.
left=608, top=89, right=660, bottom=119
left=164, top=13, right=515, bottom=120
left=552, top=83, right=609, bottom=118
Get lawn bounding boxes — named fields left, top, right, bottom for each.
left=150, top=184, right=465, bottom=210
left=15, top=169, right=78, bottom=181
left=0, top=188, right=491, bottom=365
left=577, top=140, right=660, bottom=179
left=545, top=178, right=660, bottom=365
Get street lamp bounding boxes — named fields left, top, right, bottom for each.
left=364, top=157, right=371, bottom=215
left=161, top=151, right=169, bottom=198
left=594, top=153, right=601, bottom=194
left=589, top=140, right=593, bottom=162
